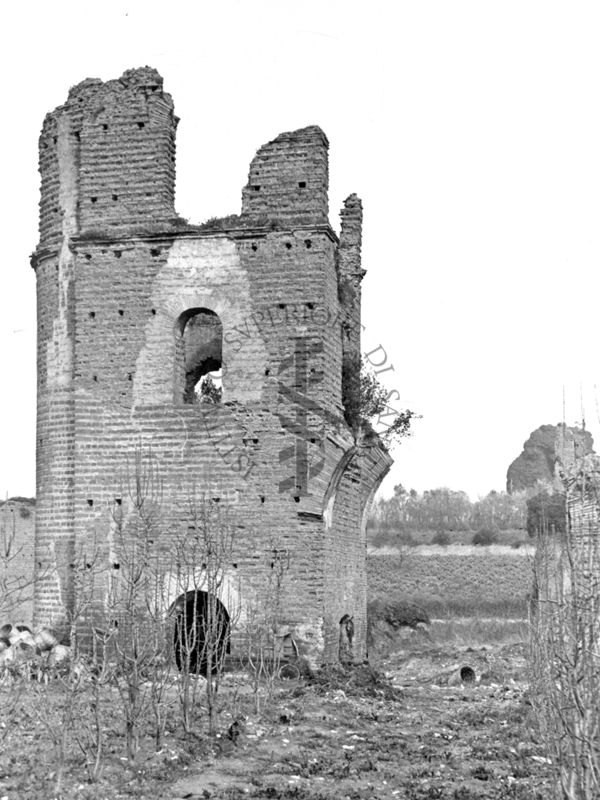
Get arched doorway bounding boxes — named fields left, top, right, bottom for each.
left=173, top=590, right=230, bottom=675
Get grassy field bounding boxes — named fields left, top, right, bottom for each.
left=367, top=546, right=533, bottom=617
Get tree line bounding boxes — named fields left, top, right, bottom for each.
left=369, top=483, right=570, bottom=539
left=369, top=484, right=530, bottom=533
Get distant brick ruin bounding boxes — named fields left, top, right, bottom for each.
left=31, top=67, right=391, bottom=664
left=532, top=428, right=600, bottom=609
left=0, top=500, right=35, bottom=624
left=556, top=425, right=598, bottom=534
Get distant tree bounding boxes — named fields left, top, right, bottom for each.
left=387, top=484, right=410, bottom=530
left=370, top=486, right=530, bottom=538
left=366, top=501, right=381, bottom=531
left=367, top=496, right=390, bottom=531
left=471, top=490, right=527, bottom=531
left=368, top=485, right=411, bottom=532
left=419, top=488, right=472, bottom=532
left=526, top=491, right=566, bottom=538
left=393, top=483, right=407, bottom=501
left=370, top=486, right=477, bottom=534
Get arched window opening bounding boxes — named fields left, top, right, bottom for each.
left=177, top=308, right=223, bottom=404
left=172, top=590, right=230, bottom=675
left=339, top=613, right=354, bottom=664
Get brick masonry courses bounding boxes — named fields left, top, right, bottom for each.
left=32, top=67, right=392, bottom=664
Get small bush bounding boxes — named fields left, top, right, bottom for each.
left=511, top=540, right=522, bottom=549
left=472, top=526, right=499, bottom=546
left=198, top=375, right=222, bottom=404
left=368, top=598, right=430, bottom=631
left=19, top=506, right=32, bottom=519
left=431, top=530, right=451, bottom=546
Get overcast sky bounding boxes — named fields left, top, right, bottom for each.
left=1, top=0, right=599, bottom=500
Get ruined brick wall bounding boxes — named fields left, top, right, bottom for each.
left=530, top=452, right=600, bottom=614
left=562, top=455, right=600, bottom=548
left=0, top=501, right=35, bottom=625
left=32, top=68, right=392, bottom=664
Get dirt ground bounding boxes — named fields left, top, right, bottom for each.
left=0, top=637, right=553, bottom=800
left=168, top=640, right=552, bottom=800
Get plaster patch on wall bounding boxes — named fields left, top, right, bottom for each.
left=323, top=492, right=336, bottom=530
left=133, top=237, right=268, bottom=407
left=40, top=537, right=69, bottom=628
left=46, top=112, right=78, bottom=389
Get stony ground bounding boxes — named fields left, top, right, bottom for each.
left=170, top=640, right=552, bottom=800
left=0, top=636, right=553, bottom=799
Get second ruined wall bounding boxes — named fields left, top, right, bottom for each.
left=0, top=501, right=35, bottom=625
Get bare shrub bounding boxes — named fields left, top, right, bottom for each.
left=241, top=543, right=291, bottom=712
left=0, top=509, right=34, bottom=621
left=172, top=493, right=239, bottom=735
left=105, top=446, right=171, bottom=764
left=32, top=537, right=107, bottom=792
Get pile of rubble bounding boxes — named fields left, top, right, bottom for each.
left=0, top=623, right=69, bottom=676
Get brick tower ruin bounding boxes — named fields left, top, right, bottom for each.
left=31, top=67, right=391, bottom=664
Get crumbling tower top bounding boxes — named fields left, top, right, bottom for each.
left=37, top=66, right=177, bottom=250
left=241, top=126, right=329, bottom=225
